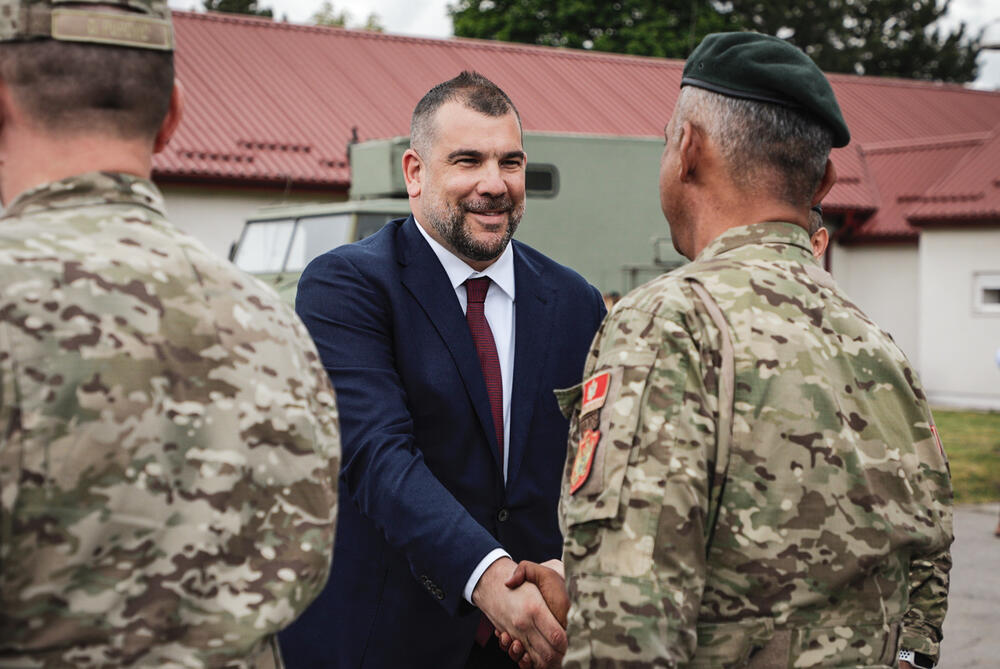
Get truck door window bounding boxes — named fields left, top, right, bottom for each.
left=285, top=214, right=353, bottom=272
left=233, top=219, right=295, bottom=273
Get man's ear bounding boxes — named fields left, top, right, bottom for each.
left=678, top=121, right=702, bottom=183
left=402, top=148, right=423, bottom=198
left=811, top=226, right=829, bottom=258
left=153, top=79, right=184, bottom=154
left=812, top=158, right=837, bottom=205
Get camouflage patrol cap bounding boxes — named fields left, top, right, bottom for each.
left=0, top=0, right=173, bottom=50
left=682, top=32, right=850, bottom=147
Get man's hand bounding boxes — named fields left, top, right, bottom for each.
left=472, top=557, right=567, bottom=669
left=494, top=560, right=569, bottom=668
left=506, top=560, right=568, bottom=626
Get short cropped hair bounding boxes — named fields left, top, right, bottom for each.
left=0, top=40, right=174, bottom=141
left=410, top=71, right=520, bottom=154
left=807, top=209, right=824, bottom=236
left=673, top=86, right=832, bottom=207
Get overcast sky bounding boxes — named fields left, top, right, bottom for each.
left=171, top=0, right=1000, bottom=89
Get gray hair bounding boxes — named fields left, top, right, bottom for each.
left=672, top=86, right=832, bottom=207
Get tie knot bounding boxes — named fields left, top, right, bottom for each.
left=465, top=277, right=491, bottom=304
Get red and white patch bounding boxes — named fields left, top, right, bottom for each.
left=580, top=371, right=610, bottom=416
left=570, top=429, right=601, bottom=494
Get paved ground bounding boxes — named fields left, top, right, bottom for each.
left=938, top=503, right=1000, bottom=668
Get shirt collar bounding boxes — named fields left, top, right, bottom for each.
left=695, top=221, right=815, bottom=263
left=1, top=171, right=167, bottom=220
left=414, top=217, right=516, bottom=301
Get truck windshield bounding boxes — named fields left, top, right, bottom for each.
left=234, top=214, right=353, bottom=273
left=233, top=219, right=295, bottom=273
left=286, top=214, right=352, bottom=271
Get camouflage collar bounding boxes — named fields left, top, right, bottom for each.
left=695, top=221, right=814, bottom=263
left=1, top=171, right=167, bottom=219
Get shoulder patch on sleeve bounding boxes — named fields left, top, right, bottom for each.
left=569, top=429, right=601, bottom=494
left=580, top=371, right=611, bottom=417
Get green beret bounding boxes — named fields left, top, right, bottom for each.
left=682, top=32, right=850, bottom=148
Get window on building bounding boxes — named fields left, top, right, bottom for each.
left=973, top=272, right=1000, bottom=315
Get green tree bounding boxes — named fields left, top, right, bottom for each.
left=449, top=0, right=734, bottom=59
left=720, top=0, right=981, bottom=82
left=203, top=0, right=272, bottom=18
left=312, top=1, right=384, bottom=31
left=450, top=0, right=981, bottom=82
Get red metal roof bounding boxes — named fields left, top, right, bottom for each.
left=160, top=11, right=1000, bottom=239
left=843, top=132, right=993, bottom=241
left=907, top=126, right=1000, bottom=224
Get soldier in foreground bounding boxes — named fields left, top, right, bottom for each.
left=557, top=33, right=953, bottom=668
left=0, top=1, right=340, bottom=665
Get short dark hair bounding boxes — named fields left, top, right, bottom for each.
left=0, top=40, right=174, bottom=141
left=410, top=71, right=520, bottom=154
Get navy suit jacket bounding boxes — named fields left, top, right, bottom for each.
left=280, top=217, right=605, bottom=668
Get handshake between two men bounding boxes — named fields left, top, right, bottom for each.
left=472, top=557, right=571, bottom=669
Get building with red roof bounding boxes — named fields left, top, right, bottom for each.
left=158, top=11, right=1000, bottom=409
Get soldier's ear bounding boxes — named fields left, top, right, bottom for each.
left=0, top=76, right=16, bottom=138
left=154, top=79, right=185, bottom=154
left=677, top=121, right=701, bottom=183
left=811, top=227, right=829, bottom=258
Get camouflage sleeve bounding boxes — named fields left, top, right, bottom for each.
left=901, top=547, right=952, bottom=660
left=900, top=415, right=954, bottom=661
left=560, top=291, right=718, bottom=667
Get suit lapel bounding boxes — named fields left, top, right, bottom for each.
left=506, top=244, right=555, bottom=487
left=397, top=217, right=504, bottom=472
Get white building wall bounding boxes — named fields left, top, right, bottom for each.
left=157, top=183, right=343, bottom=259
left=918, top=227, right=1000, bottom=410
left=829, top=242, right=920, bottom=367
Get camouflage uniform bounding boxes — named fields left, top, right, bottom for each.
left=0, top=172, right=340, bottom=668
left=559, top=222, right=952, bottom=668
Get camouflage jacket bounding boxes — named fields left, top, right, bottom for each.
left=559, top=223, right=953, bottom=668
left=0, top=173, right=340, bottom=668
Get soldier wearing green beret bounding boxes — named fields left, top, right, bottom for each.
left=0, top=1, right=340, bottom=665
left=556, top=32, right=953, bottom=668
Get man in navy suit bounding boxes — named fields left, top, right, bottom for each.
left=280, top=72, right=605, bottom=668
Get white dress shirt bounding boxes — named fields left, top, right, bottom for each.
left=414, top=220, right=515, bottom=604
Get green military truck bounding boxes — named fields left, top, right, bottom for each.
left=231, top=133, right=684, bottom=301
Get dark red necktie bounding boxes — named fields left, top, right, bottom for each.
left=464, top=277, right=504, bottom=463
left=465, top=277, right=504, bottom=648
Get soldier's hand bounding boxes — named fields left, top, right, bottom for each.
left=494, top=559, right=569, bottom=668
left=472, top=558, right=566, bottom=669
left=505, top=559, right=569, bottom=627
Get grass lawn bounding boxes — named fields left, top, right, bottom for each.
left=932, top=409, right=1000, bottom=504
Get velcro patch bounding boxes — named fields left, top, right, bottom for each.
left=569, top=429, right=600, bottom=494
left=580, top=371, right=610, bottom=416
left=51, top=9, right=173, bottom=51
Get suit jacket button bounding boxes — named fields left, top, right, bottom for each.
left=497, top=508, right=510, bottom=522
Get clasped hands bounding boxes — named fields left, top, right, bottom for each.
left=471, top=557, right=570, bottom=669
